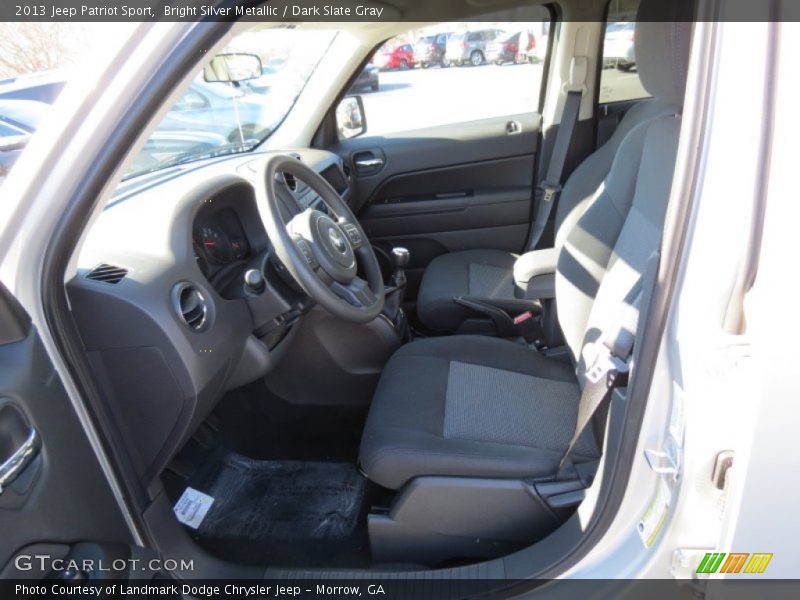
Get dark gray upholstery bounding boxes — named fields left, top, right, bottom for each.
left=636, top=1, right=694, bottom=106
left=359, top=336, right=598, bottom=490
left=360, top=1, right=692, bottom=491
left=416, top=249, right=518, bottom=332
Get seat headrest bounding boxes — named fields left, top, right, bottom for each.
left=635, top=0, right=695, bottom=106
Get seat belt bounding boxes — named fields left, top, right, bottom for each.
left=527, top=88, right=582, bottom=251
left=557, top=252, right=659, bottom=481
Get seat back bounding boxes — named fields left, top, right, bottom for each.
left=555, top=1, right=693, bottom=381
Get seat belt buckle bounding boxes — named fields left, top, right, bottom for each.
left=513, top=310, right=534, bottom=325
left=585, top=345, right=629, bottom=385
left=538, top=182, right=562, bottom=203
left=512, top=310, right=544, bottom=346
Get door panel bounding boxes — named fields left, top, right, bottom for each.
left=0, top=282, right=132, bottom=577
left=331, top=113, right=540, bottom=297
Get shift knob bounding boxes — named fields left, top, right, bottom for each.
left=244, top=269, right=265, bottom=294
left=391, top=247, right=410, bottom=269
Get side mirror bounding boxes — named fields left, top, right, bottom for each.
left=203, top=53, right=262, bottom=83
left=336, top=96, right=366, bottom=139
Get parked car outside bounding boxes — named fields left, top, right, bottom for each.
left=486, top=31, right=522, bottom=64
left=0, top=99, right=50, bottom=187
left=130, top=130, right=230, bottom=174
left=0, top=133, right=29, bottom=187
left=153, top=79, right=281, bottom=143
left=413, top=33, right=450, bottom=68
left=372, top=43, right=415, bottom=70
left=445, top=29, right=505, bottom=66
left=0, top=98, right=46, bottom=134
left=0, top=77, right=283, bottom=181
left=241, top=62, right=284, bottom=95
left=348, top=63, right=380, bottom=93
left=603, top=21, right=636, bottom=71
left=0, top=71, right=66, bottom=104
left=0, top=75, right=276, bottom=144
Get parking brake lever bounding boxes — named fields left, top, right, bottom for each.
left=454, top=297, right=544, bottom=344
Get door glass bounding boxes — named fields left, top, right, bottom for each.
left=348, top=8, right=551, bottom=138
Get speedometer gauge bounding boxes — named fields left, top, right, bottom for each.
left=198, top=224, right=233, bottom=264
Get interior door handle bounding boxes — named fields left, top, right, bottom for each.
left=0, top=427, right=41, bottom=495
left=354, top=157, right=384, bottom=168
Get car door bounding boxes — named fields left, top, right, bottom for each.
left=324, top=13, right=552, bottom=298
left=0, top=282, right=135, bottom=583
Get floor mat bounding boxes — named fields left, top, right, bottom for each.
left=186, top=452, right=366, bottom=544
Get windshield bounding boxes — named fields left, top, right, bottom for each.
left=0, top=99, right=47, bottom=130
left=126, top=27, right=338, bottom=179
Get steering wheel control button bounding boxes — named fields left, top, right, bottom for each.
left=341, top=223, right=363, bottom=248
left=244, top=269, right=265, bottom=294
left=294, top=238, right=318, bottom=269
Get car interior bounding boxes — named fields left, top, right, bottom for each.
left=60, top=0, right=695, bottom=577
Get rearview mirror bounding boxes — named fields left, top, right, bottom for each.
left=336, top=96, right=366, bottom=139
left=203, top=53, right=262, bottom=83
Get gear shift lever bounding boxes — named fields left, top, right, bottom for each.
left=383, top=247, right=410, bottom=326
left=390, top=247, right=410, bottom=292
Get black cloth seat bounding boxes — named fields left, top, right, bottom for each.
left=359, top=336, right=599, bottom=490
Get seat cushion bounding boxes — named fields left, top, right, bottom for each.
left=359, top=336, right=599, bottom=490
left=416, top=249, right=521, bottom=332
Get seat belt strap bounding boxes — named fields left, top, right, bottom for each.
left=528, top=89, right=582, bottom=250
left=557, top=279, right=645, bottom=479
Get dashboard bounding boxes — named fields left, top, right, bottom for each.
left=66, top=148, right=353, bottom=485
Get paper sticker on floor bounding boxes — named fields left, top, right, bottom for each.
left=173, top=487, right=215, bottom=529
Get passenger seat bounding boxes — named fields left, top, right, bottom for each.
left=417, top=59, right=682, bottom=334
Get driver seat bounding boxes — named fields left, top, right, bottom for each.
left=360, top=5, right=691, bottom=494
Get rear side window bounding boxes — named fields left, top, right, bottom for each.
left=599, top=0, right=650, bottom=103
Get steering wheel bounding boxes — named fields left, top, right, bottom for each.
left=255, top=154, right=385, bottom=323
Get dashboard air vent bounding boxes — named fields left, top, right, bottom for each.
left=175, top=284, right=208, bottom=332
left=85, top=264, right=128, bottom=284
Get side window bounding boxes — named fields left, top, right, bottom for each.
left=599, top=0, right=650, bottom=103
left=345, top=10, right=551, bottom=138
